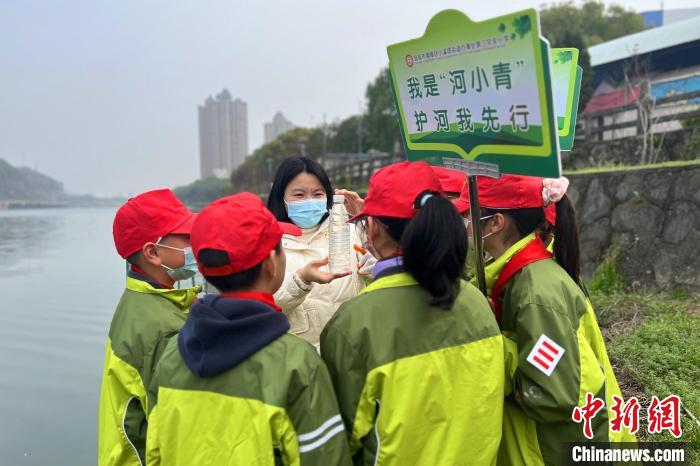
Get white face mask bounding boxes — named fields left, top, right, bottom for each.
left=465, top=214, right=495, bottom=245
left=155, top=240, right=198, bottom=281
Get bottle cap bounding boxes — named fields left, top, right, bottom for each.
left=333, top=194, right=345, bottom=203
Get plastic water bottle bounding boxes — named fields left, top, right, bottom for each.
left=329, top=194, right=352, bottom=273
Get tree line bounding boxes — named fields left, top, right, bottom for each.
left=176, top=1, right=645, bottom=205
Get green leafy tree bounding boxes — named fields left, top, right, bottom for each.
left=364, top=68, right=401, bottom=153
left=540, top=1, right=644, bottom=47
left=328, top=116, right=362, bottom=153
left=173, top=176, right=233, bottom=208
left=540, top=1, right=643, bottom=110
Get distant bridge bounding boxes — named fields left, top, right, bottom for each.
left=0, top=200, right=71, bottom=209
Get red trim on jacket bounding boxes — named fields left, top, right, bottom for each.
left=222, top=292, right=282, bottom=312
left=491, top=237, right=552, bottom=322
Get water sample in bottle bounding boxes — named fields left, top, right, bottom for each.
left=329, top=194, right=352, bottom=273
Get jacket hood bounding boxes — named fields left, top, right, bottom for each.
left=178, top=294, right=290, bottom=377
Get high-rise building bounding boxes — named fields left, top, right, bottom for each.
left=263, top=112, right=294, bottom=144
left=198, top=90, right=249, bottom=179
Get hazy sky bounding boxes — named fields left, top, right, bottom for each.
left=1, top=0, right=696, bottom=196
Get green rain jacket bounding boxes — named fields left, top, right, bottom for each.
left=321, top=267, right=505, bottom=466
left=478, top=233, right=635, bottom=466
left=145, top=294, right=352, bottom=466
left=97, top=272, right=199, bottom=466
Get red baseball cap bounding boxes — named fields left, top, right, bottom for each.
left=191, top=192, right=301, bottom=276
left=113, top=189, right=196, bottom=259
left=431, top=166, right=467, bottom=194
left=349, top=161, right=443, bottom=222
left=452, top=174, right=544, bottom=214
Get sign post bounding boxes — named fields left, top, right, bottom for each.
left=387, top=8, right=571, bottom=295
left=444, top=159, right=499, bottom=294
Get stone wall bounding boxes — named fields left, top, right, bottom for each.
left=562, top=128, right=699, bottom=170
left=568, top=163, right=700, bottom=294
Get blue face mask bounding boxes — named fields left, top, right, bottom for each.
left=286, top=199, right=328, bottom=229
left=156, top=243, right=198, bottom=281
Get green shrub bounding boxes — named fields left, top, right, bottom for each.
left=589, top=245, right=625, bottom=294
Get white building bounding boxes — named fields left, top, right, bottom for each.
left=198, top=90, right=249, bottom=178
left=263, top=112, right=294, bottom=144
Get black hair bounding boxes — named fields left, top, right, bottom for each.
left=198, top=243, right=282, bottom=293
left=377, top=190, right=468, bottom=310
left=482, top=195, right=582, bottom=286
left=267, top=156, right=333, bottom=224
left=126, top=252, right=141, bottom=266
left=552, top=195, right=581, bottom=285
left=481, top=207, right=545, bottom=239
left=373, top=216, right=409, bottom=244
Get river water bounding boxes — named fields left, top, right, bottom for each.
left=1, top=208, right=125, bottom=466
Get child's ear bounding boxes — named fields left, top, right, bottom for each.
left=492, top=213, right=507, bottom=233
left=264, top=249, right=278, bottom=278
left=368, top=217, right=378, bottom=240
left=141, top=242, right=161, bottom=266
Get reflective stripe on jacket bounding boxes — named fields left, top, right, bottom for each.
left=145, top=333, right=352, bottom=466
left=97, top=275, right=198, bottom=466
left=321, top=271, right=505, bottom=466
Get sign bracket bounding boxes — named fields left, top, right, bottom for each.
left=443, top=158, right=500, bottom=297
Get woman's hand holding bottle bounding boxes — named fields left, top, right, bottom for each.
left=297, top=257, right=351, bottom=285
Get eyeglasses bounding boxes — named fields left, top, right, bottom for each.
left=356, top=217, right=369, bottom=246
left=463, top=214, right=495, bottom=229
left=356, top=216, right=386, bottom=246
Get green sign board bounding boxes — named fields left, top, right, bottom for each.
left=387, top=9, right=561, bottom=178
left=551, top=47, right=582, bottom=151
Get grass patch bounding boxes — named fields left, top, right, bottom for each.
left=589, top=245, right=625, bottom=295
left=564, top=158, right=700, bottom=175
left=593, top=292, right=655, bottom=338
left=593, top=291, right=700, bottom=460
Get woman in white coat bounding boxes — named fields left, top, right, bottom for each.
left=267, top=156, right=373, bottom=347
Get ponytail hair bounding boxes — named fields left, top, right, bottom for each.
left=552, top=194, right=581, bottom=285
left=401, top=191, right=468, bottom=310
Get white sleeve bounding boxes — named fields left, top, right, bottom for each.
left=274, top=271, right=313, bottom=313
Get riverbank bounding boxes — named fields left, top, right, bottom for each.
left=0, top=197, right=124, bottom=210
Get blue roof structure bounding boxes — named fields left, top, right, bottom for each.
left=589, top=15, right=700, bottom=67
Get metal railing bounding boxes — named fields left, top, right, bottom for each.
left=325, top=153, right=405, bottom=190
left=578, top=89, right=700, bottom=142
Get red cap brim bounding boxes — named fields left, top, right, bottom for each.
left=347, top=209, right=368, bottom=223
left=168, top=213, right=197, bottom=235
left=279, top=221, right=302, bottom=236
left=452, top=198, right=469, bottom=214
